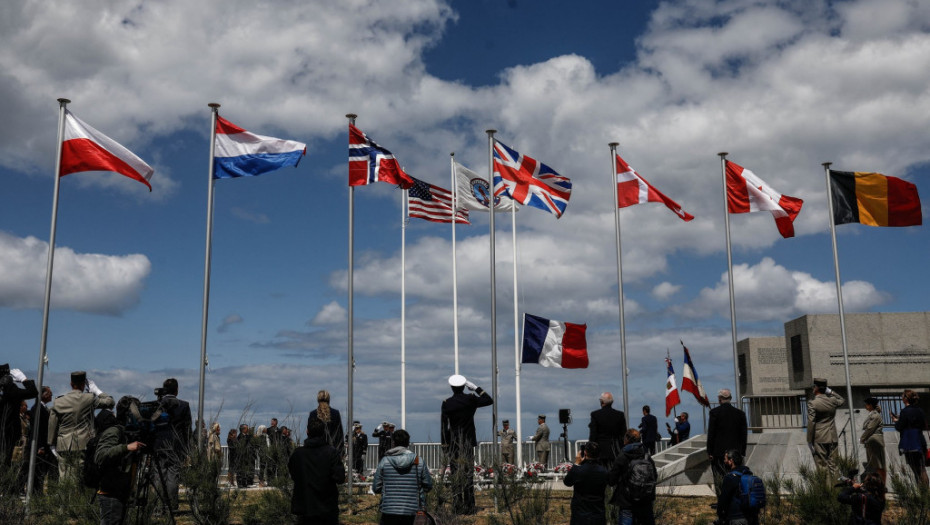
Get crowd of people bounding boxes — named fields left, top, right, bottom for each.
left=2, top=363, right=928, bottom=525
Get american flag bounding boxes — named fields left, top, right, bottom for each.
left=348, top=124, right=414, bottom=188
left=493, top=140, right=571, bottom=218
left=407, top=177, right=469, bottom=224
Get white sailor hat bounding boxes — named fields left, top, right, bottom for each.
left=448, top=374, right=467, bottom=387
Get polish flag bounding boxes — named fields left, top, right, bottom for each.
left=665, top=358, right=681, bottom=417
left=60, top=111, right=154, bottom=190
left=616, top=154, right=694, bottom=221
left=725, top=160, right=802, bottom=238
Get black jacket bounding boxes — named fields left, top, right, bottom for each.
left=589, top=406, right=627, bottom=462
left=838, top=486, right=884, bottom=525
left=309, top=408, right=344, bottom=455
left=639, top=414, right=658, bottom=446
left=288, top=436, right=346, bottom=520
left=0, top=378, right=37, bottom=454
left=608, top=442, right=655, bottom=508
left=707, top=403, right=748, bottom=458
left=563, top=459, right=609, bottom=519
left=441, top=388, right=493, bottom=449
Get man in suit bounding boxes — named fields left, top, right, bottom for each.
left=589, top=392, right=627, bottom=466
left=441, top=374, right=492, bottom=515
left=807, top=378, right=845, bottom=473
left=498, top=419, right=517, bottom=464
left=48, top=371, right=113, bottom=481
left=706, top=388, right=748, bottom=481
left=154, top=377, right=191, bottom=511
left=639, top=405, right=659, bottom=455
left=531, top=415, right=551, bottom=466
left=0, top=364, right=38, bottom=469
left=28, top=387, right=55, bottom=494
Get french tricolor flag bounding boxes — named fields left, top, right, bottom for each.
left=213, top=116, right=306, bottom=179
left=60, top=111, right=154, bottom=190
left=521, top=313, right=588, bottom=369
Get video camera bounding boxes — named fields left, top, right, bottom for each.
left=123, top=392, right=176, bottom=452
left=834, top=468, right=860, bottom=488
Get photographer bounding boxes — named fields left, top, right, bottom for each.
left=837, top=472, right=885, bottom=525
left=153, top=378, right=191, bottom=511
left=563, top=441, right=608, bottom=525
left=716, top=449, right=758, bottom=525
left=95, top=396, right=146, bottom=525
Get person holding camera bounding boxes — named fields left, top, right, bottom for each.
left=0, top=363, right=37, bottom=470
left=563, top=441, right=608, bottom=525
left=95, top=396, right=146, bottom=525
left=608, top=429, right=657, bottom=525
left=153, top=378, right=191, bottom=511
left=837, top=472, right=885, bottom=525
left=288, top=418, right=346, bottom=525
left=49, top=371, right=113, bottom=481
left=715, top=449, right=758, bottom=525
left=666, top=412, right=690, bottom=445
left=372, top=428, right=434, bottom=525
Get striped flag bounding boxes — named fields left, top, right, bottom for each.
left=408, top=177, right=469, bottom=224
left=493, top=140, right=571, bottom=218
left=60, top=110, right=154, bottom=190
left=616, top=154, right=693, bottom=221
left=726, top=160, right=803, bottom=238
left=213, top=116, right=306, bottom=179
left=680, top=342, right=710, bottom=407
left=665, top=358, right=681, bottom=417
left=829, top=170, right=921, bottom=227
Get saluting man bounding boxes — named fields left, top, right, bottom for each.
left=498, top=419, right=517, bottom=464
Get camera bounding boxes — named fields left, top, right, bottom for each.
left=834, top=468, right=860, bottom=488
left=154, top=387, right=167, bottom=398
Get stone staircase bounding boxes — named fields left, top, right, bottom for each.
left=653, top=434, right=714, bottom=486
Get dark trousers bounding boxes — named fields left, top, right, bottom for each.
left=380, top=513, right=416, bottom=525
left=449, top=445, right=476, bottom=514
left=99, top=494, right=126, bottom=525
left=354, top=453, right=366, bottom=475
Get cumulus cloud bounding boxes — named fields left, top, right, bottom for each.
left=0, top=230, right=150, bottom=315
left=676, top=257, right=888, bottom=321
left=309, top=301, right=347, bottom=326
left=652, top=282, right=682, bottom=301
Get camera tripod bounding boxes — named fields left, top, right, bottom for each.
left=123, top=451, right=176, bottom=525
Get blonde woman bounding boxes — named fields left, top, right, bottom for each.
left=309, top=390, right=344, bottom=455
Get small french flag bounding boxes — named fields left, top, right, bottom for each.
left=213, top=116, right=305, bottom=179
left=521, top=313, right=588, bottom=369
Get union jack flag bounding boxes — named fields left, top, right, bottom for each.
left=348, top=124, right=414, bottom=188
left=407, top=177, right=470, bottom=224
left=492, top=140, right=571, bottom=218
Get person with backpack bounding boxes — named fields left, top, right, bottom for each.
left=716, top=449, right=763, bottom=525
left=94, top=397, right=146, bottom=525
left=608, top=429, right=657, bottom=525
left=563, top=441, right=609, bottom=525
left=837, top=472, right=885, bottom=525
left=372, top=429, right=433, bottom=525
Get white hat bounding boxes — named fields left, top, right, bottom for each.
left=448, top=374, right=467, bottom=387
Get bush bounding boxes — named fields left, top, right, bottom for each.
left=889, top=462, right=930, bottom=524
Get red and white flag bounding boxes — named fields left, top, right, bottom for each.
left=60, top=111, right=154, bottom=190
left=616, top=154, right=694, bottom=221
left=725, top=160, right=802, bottom=238
left=680, top=342, right=710, bottom=407
left=665, top=358, right=681, bottom=417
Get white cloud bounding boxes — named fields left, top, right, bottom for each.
left=677, top=257, right=888, bottom=322
left=309, top=301, right=347, bottom=326
left=652, top=282, right=682, bottom=300
left=0, top=230, right=151, bottom=315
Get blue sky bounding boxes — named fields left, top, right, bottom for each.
left=1, top=0, right=929, bottom=444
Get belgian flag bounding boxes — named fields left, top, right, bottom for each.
left=829, top=170, right=922, bottom=227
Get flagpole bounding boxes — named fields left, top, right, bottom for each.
left=486, top=129, right=500, bottom=451
left=718, top=152, right=742, bottom=409
left=512, top=204, right=523, bottom=467
left=451, top=153, right=460, bottom=374
left=610, top=143, right=631, bottom=418
left=401, top=188, right=407, bottom=428
left=196, top=102, right=220, bottom=451
left=823, top=161, right=859, bottom=465
left=346, top=113, right=357, bottom=501
left=25, top=97, right=69, bottom=503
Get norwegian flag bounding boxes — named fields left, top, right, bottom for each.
left=665, top=358, right=682, bottom=417
left=348, top=124, right=414, bottom=188
left=680, top=342, right=710, bottom=407
left=616, top=154, right=693, bottom=221
left=492, top=140, right=571, bottom=218
left=407, top=177, right=470, bottom=224
left=726, top=160, right=803, bottom=238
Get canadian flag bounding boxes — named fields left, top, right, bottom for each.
left=725, top=160, right=802, bottom=238
left=616, top=154, right=694, bottom=221
left=665, top=358, right=682, bottom=417
left=60, top=111, right=154, bottom=190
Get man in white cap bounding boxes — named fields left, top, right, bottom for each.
left=441, top=374, right=492, bottom=515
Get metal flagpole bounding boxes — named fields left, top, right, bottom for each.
left=346, top=113, right=357, bottom=501
left=451, top=153, right=460, bottom=374
left=610, top=143, right=631, bottom=418
left=196, top=102, right=220, bottom=451
left=823, top=161, right=859, bottom=465
left=401, top=189, right=407, bottom=428
left=25, top=97, right=69, bottom=503
left=718, top=152, right=742, bottom=409
left=512, top=205, right=523, bottom=467
left=486, top=130, right=500, bottom=449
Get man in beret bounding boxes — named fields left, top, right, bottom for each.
left=48, top=371, right=113, bottom=481
left=807, top=378, right=844, bottom=473
left=441, top=374, right=492, bottom=514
